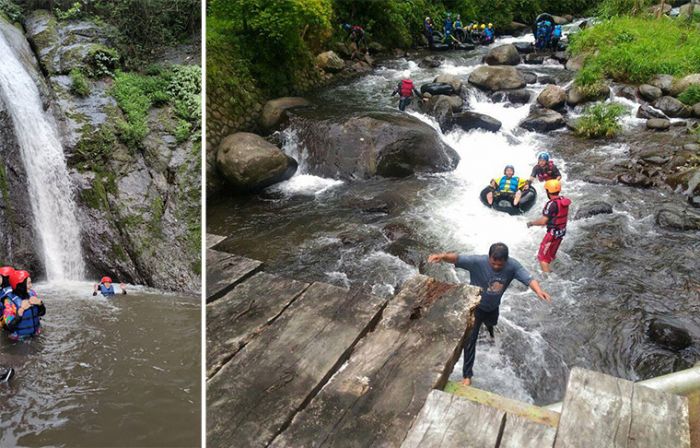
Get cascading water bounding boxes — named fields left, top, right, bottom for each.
left=0, top=32, right=85, bottom=280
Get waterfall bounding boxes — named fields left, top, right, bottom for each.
left=0, top=32, right=85, bottom=280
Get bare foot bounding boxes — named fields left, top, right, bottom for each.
left=461, top=377, right=472, bottom=386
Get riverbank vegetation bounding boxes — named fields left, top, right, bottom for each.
left=575, top=103, right=626, bottom=138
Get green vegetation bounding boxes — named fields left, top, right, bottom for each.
left=679, top=85, right=700, bottom=106
left=85, top=45, right=120, bottom=78
left=69, top=68, right=90, bottom=96
left=575, top=102, right=627, bottom=138
left=0, top=0, right=22, bottom=22
left=594, top=0, right=651, bottom=19
left=569, top=16, right=700, bottom=87
left=54, top=1, right=82, bottom=20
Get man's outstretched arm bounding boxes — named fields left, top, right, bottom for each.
left=529, top=279, right=551, bottom=302
left=428, top=253, right=458, bottom=264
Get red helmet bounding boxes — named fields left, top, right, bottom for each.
left=9, top=270, right=30, bottom=290
left=101, top=276, right=112, bottom=284
left=0, top=266, right=14, bottom=277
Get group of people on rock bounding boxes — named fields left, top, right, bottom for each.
left=535, top=19, right=563, bottom=50
left=424, top=13, right=495, bottom=49
left=430, top=151, right=572, bottom=386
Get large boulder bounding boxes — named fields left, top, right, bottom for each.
left=646, top=118, right=671, bottom=131
left=491, top=89, right=531, bottom=104
left=514, top=42, right=534, bottom=54
left=552, top=15, right=569, bottom=24
left=537, top=85, right=567, bottom=109
left=573, top=201, right=614, bottom=220
left=294, top=113, right=460, bottom=179
left=316, top=51, right=344, bottom=73
left=424, top=95, right=461, bottom=127
left=468, top=66, right=525, bottom=91
left=216, top=133, right=297, bottom=191
left=434, top=74, right=463, bottom=93
left=508, top=22, right=530, bottom=37
left=519, top=109, right=566, bottom=132
left=566, top=84, right=610, bottom=106
left=636, top=104, right=668, bottom=120
left=670, top=73, right=700, bottom=96
left=638, top=84, right=663, bottom=102
left=650, top=74, right=675, bottom=94
left=654, top=96, right=692, bottom=118
left=419, top=56, right=443, bottom=68
left=445, top=111, right=502, bottom=133
left=260, top=97, right=311, bottom=132
left=655, top=204, right=700, bottom=230
left=484, top=44, right=521, bottom=66
left=565, top=54, right=587, bottom=72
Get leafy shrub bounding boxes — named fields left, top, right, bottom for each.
left=575, top=102, right=627, bottom=138
left=55, top=1, right=83, bottom=20
left=86, top=45, right=120, bottom=78
left=678, top=85, right=700, bottom=106
left=595, top=0, right=652, bottom=18
left=69, top=68, right=90, bottom=96
left=168, top=65, right=201, bottom=123
left=174, top=119, right=192, bottom=143
left=0, top=0, right=22, bottom=22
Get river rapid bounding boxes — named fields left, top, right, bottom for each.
left=209, top=27, right=700, bottom=405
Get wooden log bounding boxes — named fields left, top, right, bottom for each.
left=401, top=390, right=505, bottom=448
left=206, top=233, right=227, bottom=249
left=500, top=413, right=556, bottom=448
left=206, top=249, right=262, bottom=302
left=207, top=282, right=387, bottom=448
left=270, top=275, right=481, bottom=448
left=206, top=272, right=310, bottom=378
left=628, top=382, right=690, bottom=448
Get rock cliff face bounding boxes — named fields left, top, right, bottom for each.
left=0, top=12, right=200, bottom=292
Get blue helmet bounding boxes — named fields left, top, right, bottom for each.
left=537, top=151, right=550, bottom=161
left=342, top=23, right=351, bottom=32
left=504, top=164, right=515, bottom=174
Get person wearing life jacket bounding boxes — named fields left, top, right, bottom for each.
left=424, top=17, right=434, bottom=49
left=93, top=276, right=127, bottom=297
left=551, top=24, right=562, bottom=49
left=529, top=151, right=562, bottom=183
left=3, top=270, right=45, bottom=341
left=487, top=165, right=528, bottom=207
left=482, top=23, right=495, bottom=44
left=391, top=78, right=424, bottom=111
left=0, top=266, right=15, bottom=330
left=443, top=13, right=453, bottom=44
left=527, top=179, right=572, bottom=272
left=453, top=15, right=464, bottom=42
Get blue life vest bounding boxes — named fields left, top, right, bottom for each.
left=444, top=19, right=453, bottom=33
left=7, top=293, right=41, bottom=338
left=0, top=286, right=11, bottom=301
left=99, top=284, right=116, bottom=297
left=498, top=176, right=520, bottom=193
left=553, top=26, right=562, bottom=38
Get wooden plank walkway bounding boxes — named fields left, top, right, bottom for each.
left=206, top=271, right=310, bottom=378
left=270, top=276, right=481, bottom=448
left=206, top=249, right=262, bottom=303
left=206, top=233, right=226, bottom=249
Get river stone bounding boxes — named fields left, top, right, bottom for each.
left=690, top=196, right=700, bottom=208
left=693, top=103, right=700, bottom=117
left=552, top=51, right=569, bottom=64
left=552, top=15, right=569, bottom=24
left=426, top=94, right=463, bottom=113
left=679, top=3, right=700, bottom=17
left=491, top=89, right=531, bottom=104
left=567, top=84, right=610, bottom=106
left=434, top=74, right=463, bottom=93
left=519, top=109, right=565, bottom=132
left=316, top=51, right=344, bottom=73
left=425, top=95, right=457, bottom=127
left=295, top=113, right=459, bottom=179
left=445, top=111, right=502, bottom=133
left=565, top=54, right=586, bottom=72
left=513, top=42, right=534, bottom=54
left=574, top=201, right=614, bottom=220
left=670, top=73, right=700, bottom=96
left=648, top=318, right=693, bottom=350
left=616, top=85, right=638, bottom=101
left=654, top=96, right=692, bottom=118
left=650, top=74, right=675, bottom=94
left=468, top=66, right=525, bottom=91
left=649, top=3, right=673, bottom=14
left=646, top=118, right=671, bottom=131
left=639, top=84, right=663, bottom=101
left=419, top=56, right=443, bottom=68
left=216, top=133, right=296, bottom=191
left=637, top=104, right=669, bottom=120
left=484, top=44, right=521, bottom=66
left=537, top=75, right=556, bottom=85
left=618, top=172, right=653, bottom=187
left=260, top=97, right=311, bottom=132
left=368, top=41, right=385, bottom=54
left=520, top=71, right=538, bottom=85
left=524, top=53, right=546, bottom=65
left=333, top=42, right=352, bottom=58
left=537, top=85, right=567, bottom=109
left=584, top=175, right=618, bottom=185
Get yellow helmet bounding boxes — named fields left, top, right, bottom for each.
left=472, top=24, right=478, bottom=30
left=488, top=23, right=493, bottom=28
left=480, top=24, right=486, bottom=29
left=544, top=179, right=561, bottom=194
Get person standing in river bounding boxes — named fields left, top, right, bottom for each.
left=527, top=179, right=571, bottom=273
left=428, top=243, right=551, bottom=386
left=3, top=270, right=45, bottom=341
left=391, top=78, right=425, bottom=111
left=93, top=276, right=127, bottom=297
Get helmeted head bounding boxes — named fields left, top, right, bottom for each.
left=456, top=15, right=461, bottom=20
left=488, top=243, right=509, bottom=271
left=101, top=276, right=113, bottom=287
left=0, top=266, right=15, bottom=288
left=425, top=16, right=430, bottom=22
left=488, top=23, right=493, bottom=28
left=544, top=179, right=561, bottom=196
left=342, top=23, right=351, bottom=32
left=504, top=164, right=515, bottom=177
left=9, top=270, right=31, bottom=298
left=472, top=24, right=478, bottom=30
left=537, top=151, right=550, bottom=167
left=480, top=23, right=486, bottom=29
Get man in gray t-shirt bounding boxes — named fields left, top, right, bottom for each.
left=428, top=242, right=551, bottom=386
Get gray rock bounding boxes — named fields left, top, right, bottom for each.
left=468, top=66, right=525, bottom=91
left=639, top=84, right=663, bottom=101
left=537, top=75, right=556, bottom=85
left=648, top=3, right=673, bottom=14
left=553, top=15, right=569, bottom=25
left=693, top=103, right=700, bottom=117
left=316, top=51, right=345, bottom=73
left=567, top=84, right=610, bottom=106
left=524, top=53, right=546, bottom=65
left=565, top=54, right=586, bottom=72
left=636, top=104, right=668, bottom=120
left=679, top=2, right=700, bottom=17
left=648, top=318, right=693, bottom=350
left=484, top=44, right=521, bottom=66
left=646, top=118, right=671, bottom=130
left=650, top=74, right=675, bottom=94
left=537, top=85, right=567, bottom=109
left=670, top=73, right=700, bottom=96
left=552, top=51, right=569, bottom=64
left=616, top=85, right=638, bottom=101
left=654, top=96, right=692, bottom=118
left=260, top=97, right=311, bottom=133
left=584, top=175, right=617, bottom=185
left=509, top=22, right=530, bottom=37
left=574, top=201, right=614, bottom=220
left=491, top=89, right=531, bottom=104
left=216, top=133, right=296, bottom=191
left=433, top=74, right=463, bottom=93
left=519, top=109, right=566, bottom=132
left=513, top=42, right=534, bottom=54
left=520, top=71, right=538, bottom=84
left=419, top=56, right=443, bottom=68
left=618, top=172, right=653, bottom=187
left=445, top=111, right=502, bottom=133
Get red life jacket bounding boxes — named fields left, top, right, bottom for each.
left=400, top=79, right=414, bottom=97
left=546, top=196, right=571, bottom=234
left=351, top=25, right=364, bottom=33
left=537, top=161, right=556, bottom=181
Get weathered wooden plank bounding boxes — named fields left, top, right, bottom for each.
left=554, top=367, right=634, bottom=448
left=400, top=390, right=505, bottom=448
left=500, top=413, right=556, bottom=448
left=206, top=233, right=226, bottom=249
left=270, top=275, right=481, bottom=448
left=628, top=382, right=690, bottom=448
left=206, top=249, right=262, bottom=302
left=444, top=381, right=560, bottom=428
left=206, top=272, right=310, bottom=379
left=688, top=390, right=700, bottom=448
left=207, top=282, right=387, bottom=448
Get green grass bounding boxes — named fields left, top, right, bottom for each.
left=569, top=16, right=700, bottom=87
left=679, top=85, right=700, bottom=105
left=575, top=102, right=627, bottom=138
left=69, top=68, right=90, bottom=96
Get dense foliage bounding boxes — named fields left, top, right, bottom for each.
left=678, top=84, right=700, bottom=106
left=569, top=16, right=700, bottom=87
left=575, top=102, right=627, bottom=138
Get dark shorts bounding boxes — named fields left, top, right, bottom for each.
left=538, top=231, right=563, bottom=263
left=475, top=307, right=499, bottom=327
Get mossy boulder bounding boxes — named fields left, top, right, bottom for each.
left=468, top=66, right=525, bottom=91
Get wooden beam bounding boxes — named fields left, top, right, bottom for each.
left=206, top=233, right=226, bottom=249
left=206, top=249, right=262, bottom=302
left=500, top=413, right=556, bottom=448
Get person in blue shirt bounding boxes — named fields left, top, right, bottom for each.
left=93, top=276, right=127, bottom=297
left=453, top=15, right=464, bottom=42
left=443, top=13, right=453, bottom=44
left=428, top=243, right=551, bottom=385
left=551, top=24, right=562, bottom=50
